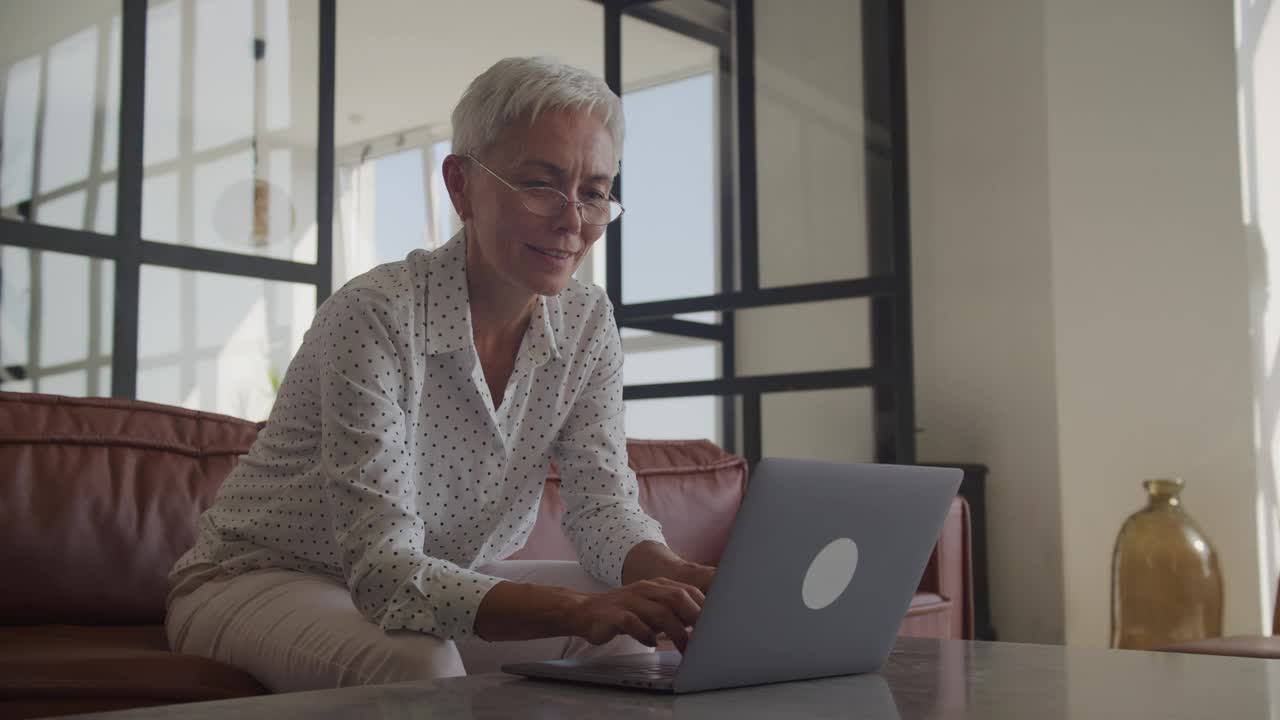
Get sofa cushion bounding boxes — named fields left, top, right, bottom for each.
left=509, top=439, right=749, bottom=566
left=0, top=625, right=266, bottom=703
left=0, top=393, right=261, bottom=625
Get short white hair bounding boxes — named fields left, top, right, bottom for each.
left=451, top=57, right=624, bottom=167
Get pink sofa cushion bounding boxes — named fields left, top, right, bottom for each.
left=0, top=393, right=261, bottom=626
left=507, top=439, right=749, bottom=566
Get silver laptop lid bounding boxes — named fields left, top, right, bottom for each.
left=672, top=459, right=961, bottom=693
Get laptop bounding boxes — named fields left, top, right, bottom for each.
left=502, top=458, right=962, bottom=694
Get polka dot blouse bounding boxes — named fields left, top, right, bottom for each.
left=169, top=231, right=667, bottom=641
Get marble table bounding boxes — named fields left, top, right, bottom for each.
left=58, top=637, right=1280, bottom=719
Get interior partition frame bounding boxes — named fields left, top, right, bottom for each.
left=604, top=0, right=916, bottom=466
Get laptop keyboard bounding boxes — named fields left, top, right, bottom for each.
left=585, top=661, right=679, bottom=680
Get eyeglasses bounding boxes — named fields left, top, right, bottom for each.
left=465, top=154, right=624, bottom=226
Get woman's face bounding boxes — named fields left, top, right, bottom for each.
left=451, top=109, right=617, bottom=298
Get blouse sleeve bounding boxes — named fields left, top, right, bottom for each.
left=552, top=298, right=667, bottom=587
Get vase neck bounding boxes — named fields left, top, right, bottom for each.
left=1144, top=478, right=1183, bottom=508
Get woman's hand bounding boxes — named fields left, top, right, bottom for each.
left=669, top=562, right=716, bottom=596
left=570, top=578, right=705, bottom=653
left=475, top=543, right=716, bottom=651
left=622, top=541, right=717, bottom=594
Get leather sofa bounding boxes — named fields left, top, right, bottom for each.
left=0, top=391, right=972, bottom=718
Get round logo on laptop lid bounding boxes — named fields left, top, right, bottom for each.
left=802, top=538, right=859, bottom=610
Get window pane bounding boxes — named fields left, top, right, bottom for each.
left=101, top=16, right=121, bottom=172
left=194, top=0, right=254, bottom=151
left=1, top=56, right=41, bottom=213
left=373, top=149, right=428, bottom=264
left=626, top=397, right=721, bottom=443
left=39, top=370, right=90, bottom=397
left=144, top=0, right=181, bottom=165
left=0, top=246, right=114, bottom=396
left=138, top=266, right=314, bottom=420
left=35, top=190, right=87, bottom=230
left=143, top=171, right=179, bottom=240
left=735, top=298, right=871, bottom=376
left=264, top=0, right=293, bottom=132
left=0, top=1, right=121, bottom=233
left=40, top=27, right=99, bottom=193
left=429, top=139, right=456, bottom=249
left=755, top=1, right=870, bottom=287
left=620, top=15, right=718, bottom=305
left=621, top=333, right=723, bottom=443
left=0, top=247, right=31, bottom=374
left=622, top=330, right=720, bottom=385
left=143, top=0, right=318, bottom=262
left=95, top=180, right=117, bottom=234
left=38, top=250, right=92, bottom=366
left=763, top=388, right=875, bottom=463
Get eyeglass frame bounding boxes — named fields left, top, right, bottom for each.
left=464, top=153, right=625, bottom=226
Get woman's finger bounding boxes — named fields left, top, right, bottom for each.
left=636, top=580, right=703, bottom=628
left=629, top=598, right=691, bottom=653
left=649, top=577, right=706, bottom=606
left=617, top=611, right=659, bottom=647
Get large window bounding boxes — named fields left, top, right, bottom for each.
left=0, top=0, right=331, bottom=419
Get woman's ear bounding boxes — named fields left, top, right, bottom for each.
left=442, top=154, right=470, bottom=222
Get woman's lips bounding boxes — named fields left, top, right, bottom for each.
left=526, top=244, right=575, bottom=264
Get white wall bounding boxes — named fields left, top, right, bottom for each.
left=1045, top=0, right=1261, bottom=645
left=906, top=0, right=1066, bottom=644
left=907, top=0, right=1266, bottom=645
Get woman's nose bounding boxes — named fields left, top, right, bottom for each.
left=554, top=197, right=583, bottom=233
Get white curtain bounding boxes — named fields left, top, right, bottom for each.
left=333, top=161, right=379, bottom=287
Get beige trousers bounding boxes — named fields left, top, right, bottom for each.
left=166, top=561, right=649, bottom=693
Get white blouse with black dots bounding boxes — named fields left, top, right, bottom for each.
left=169, top=230, right=666, bottom=641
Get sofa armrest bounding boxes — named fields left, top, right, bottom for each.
left=910, top=496, right=973, bottom=640
left=1157, top=636, right=1280, bottom=659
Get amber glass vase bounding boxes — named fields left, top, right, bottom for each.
left=1110, top=478, right=1223, bottom=649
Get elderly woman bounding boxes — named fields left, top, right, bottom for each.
left=166, top=57, right=713, bottom=692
